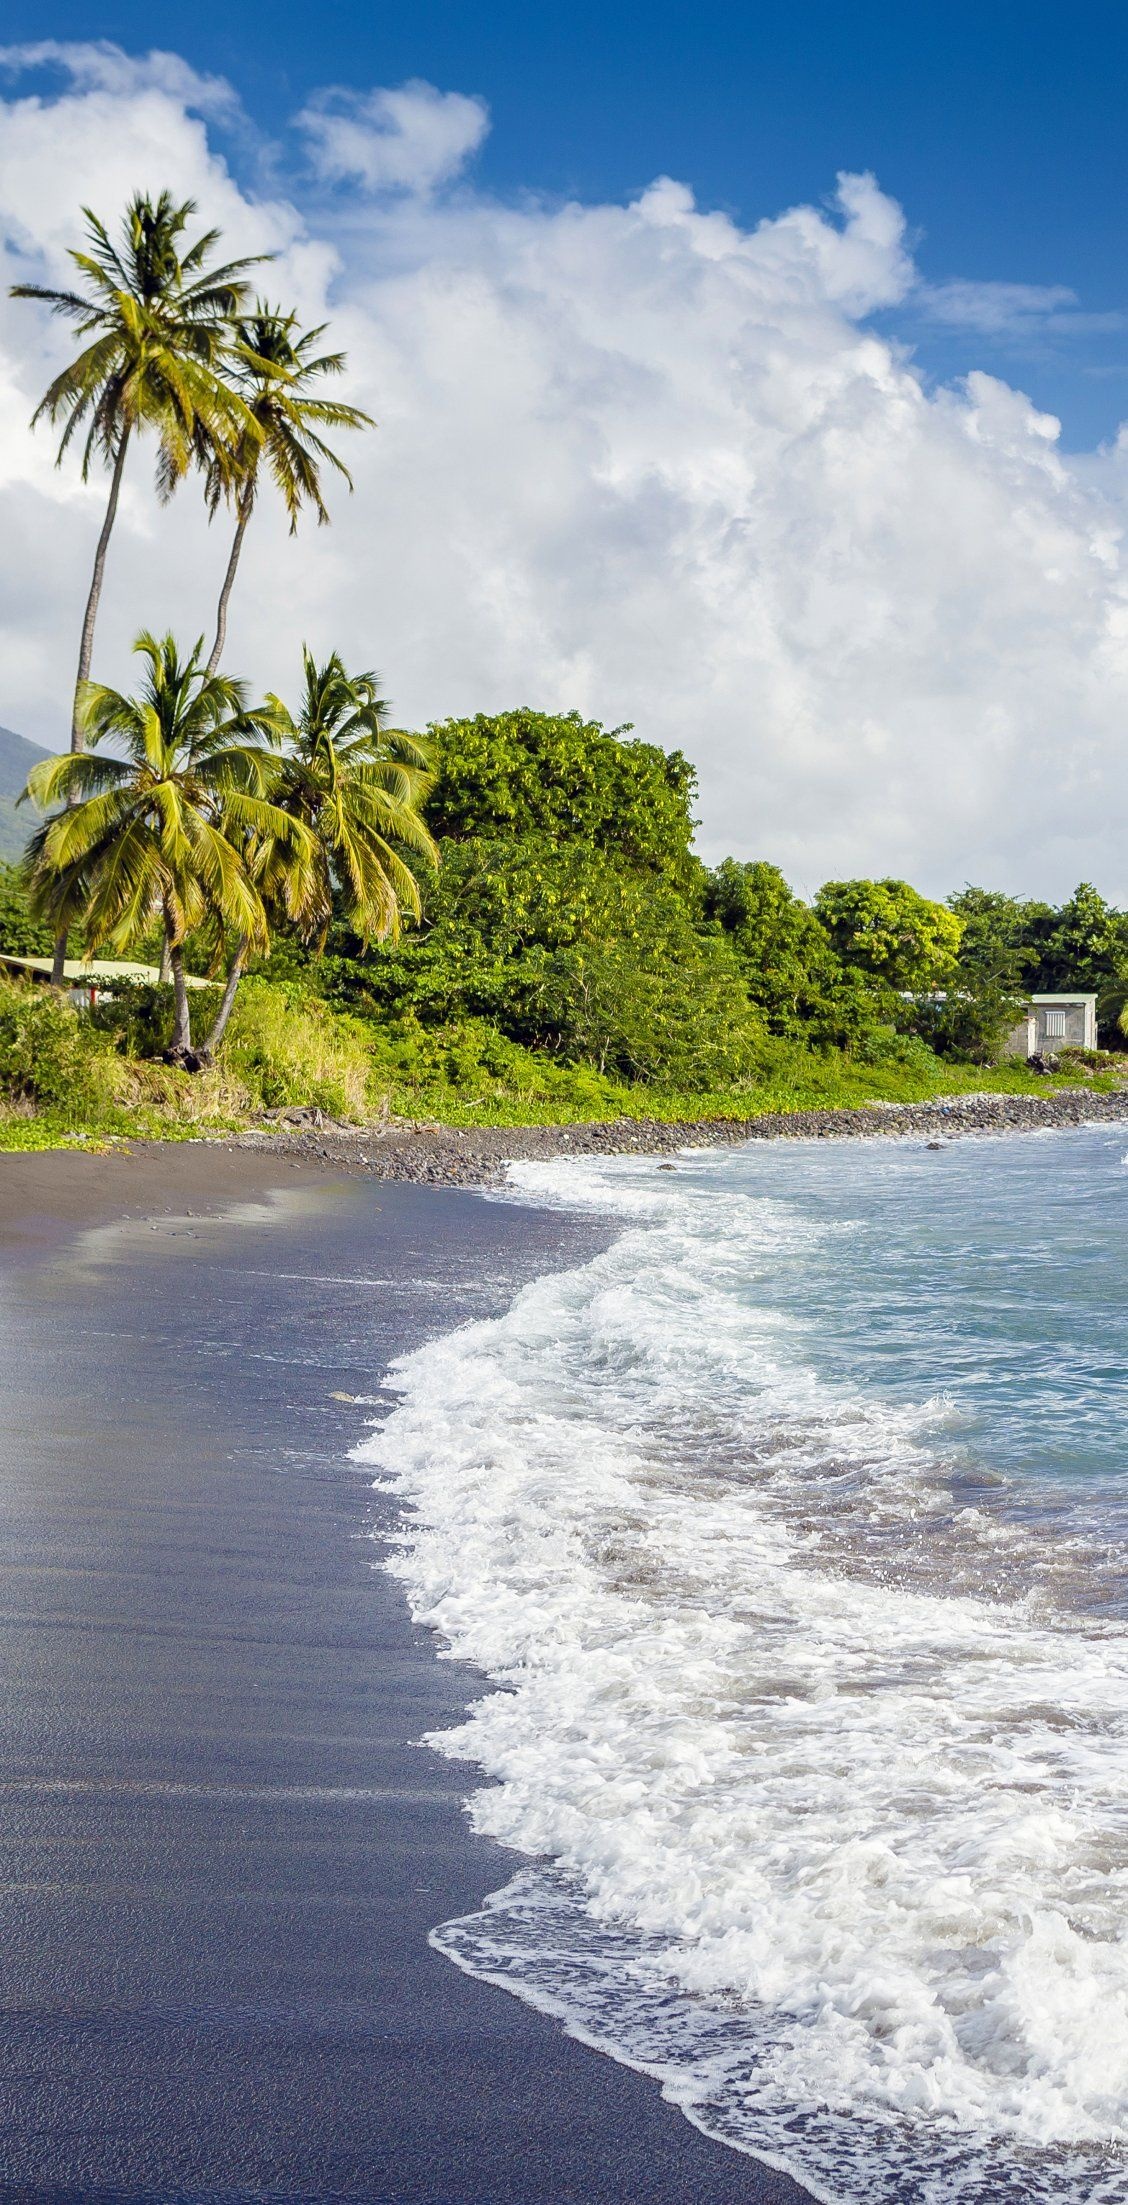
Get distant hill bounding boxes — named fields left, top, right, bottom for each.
left=0, top=725, right=49, bottom=865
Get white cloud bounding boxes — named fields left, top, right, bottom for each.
left=296, top=79, right=489, bottom=197
left=2, top=49, right=1128, bottom=900
left=0, top=38, right=238, bottom=117
left=917, top=276, right=1123, bottom=339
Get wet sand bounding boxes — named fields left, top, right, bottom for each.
left=0, top=1148, right=812, bottom=2202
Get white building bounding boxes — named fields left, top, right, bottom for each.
left=1003, top=993, right=1098, bottom=1058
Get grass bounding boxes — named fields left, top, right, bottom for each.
left=372, top=1056, right=1125, bottom=1130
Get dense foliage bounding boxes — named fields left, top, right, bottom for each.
left=423, top=709, right=697, bottom=876
left=7, top=706, right=1128, bottom=1133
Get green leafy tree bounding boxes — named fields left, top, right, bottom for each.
left=947, top=888, right=1039, bottom=982
left=204, top=305, right=373, bottom=674
left=1035, top=882, right=1128, bottom=992
left=706, top=860, right=847, bottom=1036
left=270, top=650, right=437, bottom=949
left=425, top=710, right=699, bottom=878
left=0, top=862, right=55, bottom=958
left=815, top=877, right=963, bottom=992
left=330, top=832, right=764, bottom=1086
left=21, top=633, right=312, bottom=1066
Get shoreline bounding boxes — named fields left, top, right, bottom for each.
left=0, top=1150, right=812, bottom=2201
left=4, top=1084, right=1127, bottom=1244
left=226, top=1080, right=1128, bottom=1183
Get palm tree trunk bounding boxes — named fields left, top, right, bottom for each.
left=206, top=494, right=252, bottom=677
left=51, top=425, right=132, bottom=986
left=73, top=424, right=131, bottom=748
left=168, top=941, right=194, bottom=1063
left=198, top=935, right=247, bottom=1061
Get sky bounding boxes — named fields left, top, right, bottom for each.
left=2, top=5, right=1128, bottom=898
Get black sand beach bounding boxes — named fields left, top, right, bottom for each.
left=0, top=1147, right=812, bottom=2203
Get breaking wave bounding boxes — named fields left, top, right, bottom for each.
left=357, top=1131, right=1128, bottom=2203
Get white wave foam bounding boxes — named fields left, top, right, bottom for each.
left=357, top=1152, right=1128, bottom=2203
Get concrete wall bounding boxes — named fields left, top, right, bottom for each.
left=1002, top=996, right=1098, bottom=1058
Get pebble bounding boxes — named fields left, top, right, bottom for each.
left=226, top=1087, right=1128, bottom=1188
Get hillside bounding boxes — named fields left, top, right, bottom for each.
left=0, top=726, right=47, bottom=864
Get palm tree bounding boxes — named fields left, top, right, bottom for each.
left=269, top=650, right=436, bottom=948
left=12, top=192, right=268, bottom=742
left=20, top=633, right=313, bottom=1067
left=12, top=189, right=270, bottom=980
left=204, top=305, right=373, bottom=675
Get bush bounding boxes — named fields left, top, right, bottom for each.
left=0, top=976, right=122, bottom=1112
left=366, top=1013, right=624, bottom=1115
left=88, top=978, right=197, bottom=1058
left=222, top=978, right=371, bottom=1116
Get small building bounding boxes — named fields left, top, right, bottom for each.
left=1003, top=993, right=1098, bottom=1059
left=0, top=954, right=208, bottom=1010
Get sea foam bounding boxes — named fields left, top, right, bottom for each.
left=356, top=1142, right=1128, bottom=2203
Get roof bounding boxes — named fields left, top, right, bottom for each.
left=0, top=954, right=209, bottom=989
left=1027, top=993, right=1098, bottom=1007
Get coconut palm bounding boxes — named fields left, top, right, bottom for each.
left=20, top=633, right=313, bottom=1067
left=204, top=305, right=373, bottom=674
left=268, top=650, right=436, bottom=948
left=12, top=191, right=268, bottom=750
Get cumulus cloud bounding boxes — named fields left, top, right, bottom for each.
left=2, top=46, right=1128, bottom=899
left=0, top=38, right=238, bottom=117
left=296, top=79, right=489, bottom=196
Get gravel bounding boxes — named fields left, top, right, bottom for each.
left=230, top=1087, right=1128, bottom=1187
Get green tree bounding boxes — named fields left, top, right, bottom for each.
left=0, top=862, right=55, bottom=958
left=1035, top=882, right=1127, bottom=992
left=270, top=650, right=437, bottom=949
left=11, top=192, right=266, bottom=747
left=425, top=710, right=699, bottom=878
left=815, top=877, right=963, bottom=992
left=12, top=190, right=267, bottom=980
left=21, top=633, right=312, bottom=1066
left=204, top=304, right=373, bottom=674
left=947, top=887, right=1040, bottom=981
left=706, top=860, right=846, bottom=1035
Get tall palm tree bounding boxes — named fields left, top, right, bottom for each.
left=20, top=633, right=313, bottom=1067
left=12, top=189, right=269, bottom=979
left=269, top=650, right=436, bottom=948
left=204, top=305, right=373, bottom=675
left=13, top=192, right=268, bottom=741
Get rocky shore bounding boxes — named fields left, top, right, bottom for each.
left=231, top=1085, right=1128, bottom=1187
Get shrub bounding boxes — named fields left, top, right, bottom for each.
left=222, top=978, right=371, bottom=1116
left=0, top=976, right=122, bottom=1111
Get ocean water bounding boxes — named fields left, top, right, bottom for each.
left=357, top=1125, right=1128, bottom=2204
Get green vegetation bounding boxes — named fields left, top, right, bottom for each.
left=4, top=699, right=1125, bottom=1148
left=5, top=186, right=1125, bottom=1152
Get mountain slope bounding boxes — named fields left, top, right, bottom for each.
left=0, top=726, right=48, bottom=865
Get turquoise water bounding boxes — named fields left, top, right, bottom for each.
left=714, top=1125, right=1128, bottom=1502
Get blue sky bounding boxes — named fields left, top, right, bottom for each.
left=6, top=0, right=1128, bottom=447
